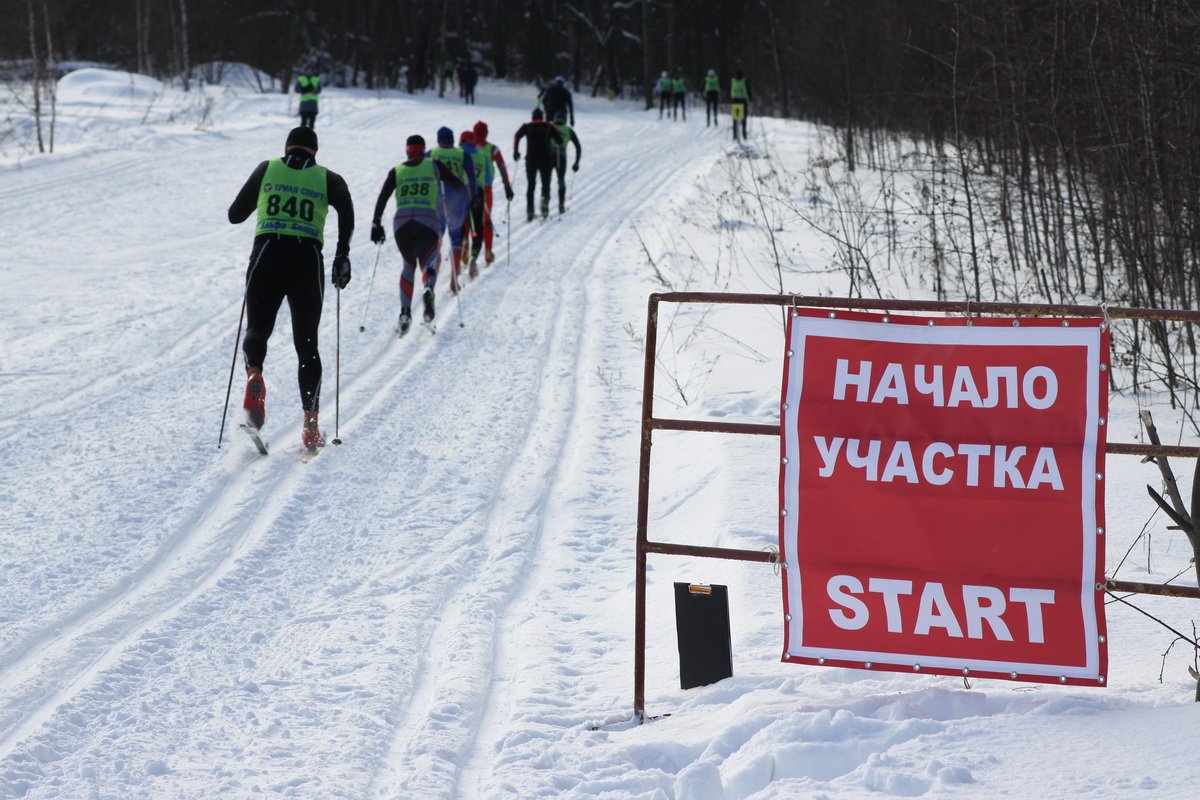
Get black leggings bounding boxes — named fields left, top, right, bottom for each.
left=525, top=159, right=553, bottom=214
left=243, top=235, right=325, bottom=412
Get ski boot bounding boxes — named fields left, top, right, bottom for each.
left=302, top=411, right=326, bottom=451
left=485, top=248, right=495, bottom=266
left=540, top=197, right=549, bottom=219
left=468, top=256, right=479, bottom=280
left=398, top=308, right=412, bottom=336
left=422, top=286, right=436, bottom=322
left=243, top=370, right=266, bottom=430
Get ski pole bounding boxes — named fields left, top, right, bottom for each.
left=333, top=287, right=343, bottom=445
left=506, top=198, right=511, bottom=264
left=359, top=243, right=382, bottom=332
left=217, top=292, right=247, bottom=449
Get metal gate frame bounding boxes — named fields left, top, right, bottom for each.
left=635, top=291, right=1200, bottom=720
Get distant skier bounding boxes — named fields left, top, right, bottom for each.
left=370, top=134, right=464, bottom=335
left=430, top=126, right=478, bottom=292
left=295, top=66, right=320, bottom=129
left=539, top=75, right=575, bottom=127
left=703, top=69, right=720, bottom=126
left=671, top=71, right=687, bottom=121
left=227, top=126, right=354, bottom=450
left=549, top=110, right=581, bottom=215
left=731, top=70, right=752, bottom=141
left=471, top=120, right=515, bottom=265
left=459, top=130, right=488, bottom=276
left=461, top=62, right=479, bottom=104
left=513, top=108, right=564, bottom=221
left=655, top=71, right=672, bottom=119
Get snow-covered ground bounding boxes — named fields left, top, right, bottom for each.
left=1, top=68, right=1198, bottom=799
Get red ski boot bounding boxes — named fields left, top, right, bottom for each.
left=243, top=370, right=266, bottom=430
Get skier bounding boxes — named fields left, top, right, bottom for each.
left=370, top=134, right=465, bottom=335
left=731, top=70, right=752, bottom=141
left=471, top=120, right=515, bottom=265
left=461, top=62, right=478, bottom=104
left=671, top=71, right=687, bottom=121
left=512, top=108, right=564, bottom=222
left=549, top=110, right=581, bottom=215
left=441, top=58, right=456, bottom=96
left=430, top=125, right=478, bottom=293
left=655, top=71, right=672, bottom=119
left=295, top=66, right=320, bottom=129
left=227, top=126, right=354, bottom=451
left=703, top=69, right=720, bottom=127
left=539, top=75, right=575, bottom=127
left=459, top=130, right=488, bottom=276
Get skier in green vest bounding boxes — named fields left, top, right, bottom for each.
left=703, top=69, right=720, bottom=127
left=370, top=134, right=467, bottom=335
left=431, top=126, right=478, bottom=293
left=549, top=111, right=581, bottom=215
left=295, top=66, right=321, bottom=129
left=655, top=71, right=672, bottom=119
left=671, top=72, right=687, bottom=121
left=730, top=70, right=752, bottom=141
left=227, top=126, right=355, bottom=451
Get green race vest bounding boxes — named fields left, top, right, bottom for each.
left=393, top=158, right=438, bottom=212
left=730, top=78, right=747, bottom=100
left=468, top=147, right=492, bottom=187
left=704, top=75, right=719, bottom=92
left=255, top=159, right=329, bottom=243
left=431, top=145, right=466, bottom=183
left=297, top=74, right=320, bottom=104
left=477, top=142, right=498, bottom=186
left=551, top=123, right=572, bottom=152
left=671, top=78, right=685, bottom=93
left=657, top=77, right=672, bottom=93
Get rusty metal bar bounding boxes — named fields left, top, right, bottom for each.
left=651, top=416, right=1200, bottom=459
left=644, top=540, right=778, bottom=563
left=653, top=292, right=1200, bottom=323
left=634, top=295, right=660, bottom=721
left=649, top=418, right=778, bottom=436
left=1106, top=579, right=1200, bottom=600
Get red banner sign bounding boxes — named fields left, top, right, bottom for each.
left=779, top=310, right=1108, bottom=685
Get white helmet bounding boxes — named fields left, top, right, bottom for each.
left=661, top=71, right=668, bottom=78
left=708, top=69, right=716, bottom=76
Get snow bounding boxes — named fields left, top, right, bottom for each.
left=1, top=67, right=1199, bottom=799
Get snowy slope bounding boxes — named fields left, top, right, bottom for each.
left=1, top=70, right=1199, bottom=799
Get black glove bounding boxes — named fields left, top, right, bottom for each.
left=572, top=163, right=579, bottom=172
left=370, top=222, right=386, bottom=244
left=332, top=254, right=351, bottom=289
left=504, top=184, right=515, bottom=201
left=513, top=152, right=521, bottom=162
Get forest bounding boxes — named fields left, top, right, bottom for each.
left=7, top=0, right=1200, bottom=374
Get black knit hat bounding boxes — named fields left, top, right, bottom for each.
left=406, top=134, right=426, bottom=147
left=285, top=126, right=319, bottom=153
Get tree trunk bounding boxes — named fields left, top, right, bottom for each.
left=26, top=0, right=44, bottom=153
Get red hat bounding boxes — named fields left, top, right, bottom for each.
left=473, top=120, right=489, bottom=142
left=459, top=130, right=476, bottom=146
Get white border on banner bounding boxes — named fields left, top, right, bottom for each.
left=781, top=315, right=1103, bottom=680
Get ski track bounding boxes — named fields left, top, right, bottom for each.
left=0, top=94, right=721, bottom=798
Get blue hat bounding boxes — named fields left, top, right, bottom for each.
left=554, top=75, right=565, bottom=85
left=437, top=126, right=453, bottom=145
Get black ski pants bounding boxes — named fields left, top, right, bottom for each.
left=525, top=158, right=553, bottom=217
left=243, top=235, right=325, bottom=412
left=553, top=151, right=570, bottom=211
left=705, top=91, right=719, bottom=125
